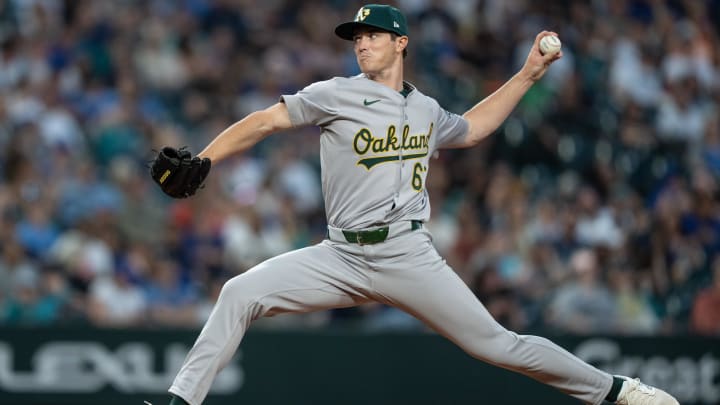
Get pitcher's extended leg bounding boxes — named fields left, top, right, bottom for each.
left=170, top=242, right=371, bottom=405
left=371, top=231, right=612, bottom=405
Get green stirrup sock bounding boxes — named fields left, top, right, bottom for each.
left=169, top=395, right=190, bottom=405
left=605, top=376, right=625, bottom=402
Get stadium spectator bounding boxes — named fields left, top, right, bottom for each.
left=546, top=249, right=617, bottom=334
left=690, top=255, right=720, bottom=335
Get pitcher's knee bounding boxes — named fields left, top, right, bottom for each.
left=219, top=276, right=242, bottom=296
left=218, top=276, right=265, bottom=319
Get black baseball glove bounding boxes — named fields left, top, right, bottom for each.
left=149, top=147, right=211, bottom=198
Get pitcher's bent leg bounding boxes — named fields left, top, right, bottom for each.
left=372, top=232, right=613, bottom=405
left=169, top=242, right=370, bottom=405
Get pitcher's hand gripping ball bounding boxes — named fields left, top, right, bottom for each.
left=539, top=35, right=561, bottom=56
left=149, top=146, right=211, bottom=198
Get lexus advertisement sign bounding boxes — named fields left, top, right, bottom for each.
left=0, top=328, right=717, bottom=405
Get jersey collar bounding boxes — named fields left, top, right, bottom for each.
left=400, top=81, right=414, bottom=98
left=357, top=74, right=416, bottom=98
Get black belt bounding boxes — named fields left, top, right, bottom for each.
left=334, top=220, right=423, bottom=245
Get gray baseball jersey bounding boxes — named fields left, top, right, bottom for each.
left=281, top=74, right=467, bottom=229
left=169, top=74, right=614, bottom=405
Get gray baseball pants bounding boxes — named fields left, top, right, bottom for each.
left=169, top=225, right=613, bottom=405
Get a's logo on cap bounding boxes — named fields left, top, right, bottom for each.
left=355, top=7, right=371, bottom=21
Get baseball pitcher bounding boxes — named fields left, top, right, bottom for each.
left=150, top=4, right=679, bottom=405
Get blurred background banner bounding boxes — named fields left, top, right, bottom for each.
left=0, top=327, right=717, bottom=405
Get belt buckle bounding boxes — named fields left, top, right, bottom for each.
left=356, top=232, right=367, bottom=245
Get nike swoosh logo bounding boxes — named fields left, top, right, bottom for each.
left=363, top=99, right=381, bottom=106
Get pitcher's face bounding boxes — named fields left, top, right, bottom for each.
left=353, top=28, right=404, bottom=75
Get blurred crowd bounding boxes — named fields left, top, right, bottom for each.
left=1, top=0, right=720, bottom=336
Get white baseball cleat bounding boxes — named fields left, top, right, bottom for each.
left=615, top=376, right=679, bottom=405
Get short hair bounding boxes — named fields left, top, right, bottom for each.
left=390, top=33, right=408, bottom=58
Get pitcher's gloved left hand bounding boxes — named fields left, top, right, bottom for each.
left=149, top=146, right=211, bottom=198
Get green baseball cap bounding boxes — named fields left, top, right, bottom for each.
left=335, top=4, right=408, bottom=40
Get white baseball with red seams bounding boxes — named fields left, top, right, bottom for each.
left=540, top=35, right=562, bottom=55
